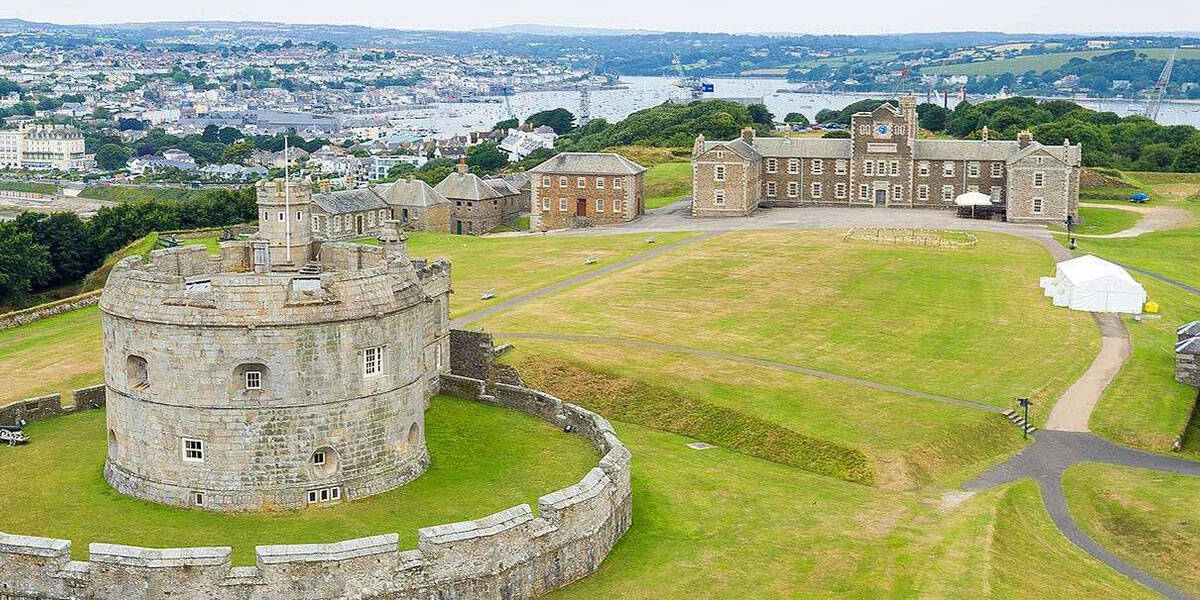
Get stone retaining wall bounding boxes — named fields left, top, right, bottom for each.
left=0, top=291, right=101, bottom=331
left=0, top=385, right=106, bottom=426
left=0, top=375, right=632, bottom=600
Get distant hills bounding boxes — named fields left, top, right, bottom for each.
left=473, top=24, right=663, bottom=36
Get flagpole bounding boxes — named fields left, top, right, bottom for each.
left=284, top=134, right=291, bottom=263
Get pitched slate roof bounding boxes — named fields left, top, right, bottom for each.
left=435, top=171, right=507, bottom=201
left=700, top=139, right=761, bottom=161
left=752, top=137, right=852, bottom=159
left=1179, top=321, right=1200, bottom=339
left=1176, top=336, right=1200, bottom=355
left=375, top=178, right=450, bottom=208
left=913, top=139, right=1020, bottom=161
left=482, top=177, right=520, bottom=196
left=528, top=152, right=647, bottom=175
left=312, top=188, right=387, bottom=215
left=1005, top=141, right=1082, bottom=166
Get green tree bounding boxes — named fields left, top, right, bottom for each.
left=493, top=118, right=518, bottom=132
left=95, top=144, right=132, bottom=170
left=783, top=112, right=810, bottom=125
left=748, top=104, right=774, bottom=126
left=0, top=221, right=51, bottom=303
left=221, top=139, right=255, bottom=165
left=92, top=106, right=113, bottom=120
left=526, top=108, right=576, bottom=135
left=466, top=141, right=508, bottom=173
left=1174, top=139, right=1200, bottom=172
left=411, top=159, right=456, bottom=187
left=13, top=212, right=101, bottom=288
left=822, top=130, right=851, bottom=138
left=385, top=163, right=417, bottom=181
left=916, top=103, right=949, bottom=132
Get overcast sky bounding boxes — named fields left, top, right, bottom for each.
left=8, top=0, right=1197, bottom=35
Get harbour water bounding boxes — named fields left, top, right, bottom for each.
left=386, top=76, right=1200, bottom=137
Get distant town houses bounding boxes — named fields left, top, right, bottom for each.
left=529, top=152, right=646, bottom=230
left=0, top=122, right=94, bottom=171
left=128, top=149, right=198, bottom=174
left=498, top=126, right=557, bottom=161
left=198, top=163, right=268, bottom=180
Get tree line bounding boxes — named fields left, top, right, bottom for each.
left=0, top=187, right=257, bottom=304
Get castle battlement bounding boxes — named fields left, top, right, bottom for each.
left=0, top=377, right=633, bottom=600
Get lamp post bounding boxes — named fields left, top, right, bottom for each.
left=1018, top=397, right=1032, bottom=440
left=1065, top=215, right=1076, bottom=251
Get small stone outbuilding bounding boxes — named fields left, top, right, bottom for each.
left=375, top=177, right=452, bottom=233
left=529, top=152, right=646, bottom=230
left=1177, top=321, right=1200, bottom=387
left=435, top=163, right=523, bottom=235
left=310, top=187, right=389, bottom=240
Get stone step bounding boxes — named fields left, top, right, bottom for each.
left=1002, top=409, right=1016, bottom=418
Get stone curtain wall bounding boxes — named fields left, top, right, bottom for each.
left=0, top=385, right=106, bottom=426
left=0, top=376, right=632, bottom=600
left=0, top=291, right=102, bottom=331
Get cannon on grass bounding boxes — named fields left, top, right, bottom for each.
left=0, top=424, right=29, bottom=446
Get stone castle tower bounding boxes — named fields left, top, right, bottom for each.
left=99, top=180, right=452, bottom=511
left=252, top=179, right=314, bottom=270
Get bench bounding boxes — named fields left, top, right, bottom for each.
left=0, top=426, right=29, bottom=446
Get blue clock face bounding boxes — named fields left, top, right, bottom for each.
left=876, top=124, right=891, bottom=136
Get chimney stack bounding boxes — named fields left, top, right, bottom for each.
left=1018, top=130, right=1033, bottom=149
left=981, top=126, right=989, bottom=142
left=693, top=133, right=705, bottom=157
left=740, top=126, right=755, bottom=143
left=456, top=159, right=468, bottom=175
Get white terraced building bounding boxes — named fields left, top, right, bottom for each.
left=0, top=122, right=94, bottom=171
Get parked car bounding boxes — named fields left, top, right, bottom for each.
left=1129, top=192, right=1150, bottom=203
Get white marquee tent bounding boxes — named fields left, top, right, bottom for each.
left=1039, top=255, right=1147, bottom=314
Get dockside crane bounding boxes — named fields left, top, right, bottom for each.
left=1144, top=49, right=1177, bottom=123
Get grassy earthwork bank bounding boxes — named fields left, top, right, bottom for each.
left=0, top=181, right=59, bottom=195
left=76, top=185, right=217, bottom=203
left=0, top=395, right=596, bottom=565
left=1063, top=463, right=1200, bottom=598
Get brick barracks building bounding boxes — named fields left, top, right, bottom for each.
left=691, top=96, right=1080, bottom=223
left=529, top=152, right=646, bottom=230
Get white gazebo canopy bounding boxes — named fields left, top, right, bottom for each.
left=1039, top=255, right=1147, bottom=314
left=954, top=191, right=993, bottom=207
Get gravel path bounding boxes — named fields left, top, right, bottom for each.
left=1074, top=202, right=1196, bottom=239
left=1043, top=314, right=1130, bottom=432
left=494, top=331, right=1003, bottom=413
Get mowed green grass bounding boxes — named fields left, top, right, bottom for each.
left=941, top=48, right=1199, bottom=75
left=480, top=230, right=1098, bottom=410
left=77, top=186, right=216, bottom=203
left=1063, top=463, right=1200, bottom=598
left=545, top=423, right=1160, bottom=600
left=643, top=162, right=692, bottom=210
left=0, top=232, right=697, bottom=406
left=0, top=395, right=596, bottom=565
left=1049, top=206, right=1142, bottom=235
left=0, top=181, right=59, bottom=195
left=1091, top=278, right=1200, bottom=453
left=504, top=341, right=1024, bottom=489
left=1072, top=171, right=1200, bottom=287
left=0, top=305, right=103, bottom=405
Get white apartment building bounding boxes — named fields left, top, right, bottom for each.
left=0, top=123, right=95, bottom=171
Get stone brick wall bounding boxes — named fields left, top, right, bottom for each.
left=0, top=385, right=106, bottom=426
left=532, top=173, right=643, bottom=230
left=759, top=158, right=853, bottom=207
left=692, top=145, right=759, bottom=217
left=0, top=375, right=632, bottom=600
left=449, top=197, right=508, bottom=235
left=1006, top=150, right=1078, bottom=224
left=0, top=291, right=101, bottom=331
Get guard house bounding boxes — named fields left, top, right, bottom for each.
left=1177, top=321, right=1200, bottom=387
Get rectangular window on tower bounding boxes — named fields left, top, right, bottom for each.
left=363, top=346, right=385, bottom=377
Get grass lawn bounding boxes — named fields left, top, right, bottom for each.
left=643, top=161, right=691, bottom=210
left=1071, top=171, right=1200, bottom=288
left=366, top=231, right=697, bottom=318
left=480, top=230, right=1098, bottom=411
left=77, top=186, right=220, bottom=203
left=0, top=305, right=103, bottom=405
left=545, top=423, right=1159, bottom=600
left=1090, top=277, right=1200, bottom=453
left=1049, top=206, right=1142, bottom=235
left=505, top=342, right=1024, bottom=489
left=0, top=181, right=59, bottom=195
left=0, top=395, right=596, bottom=565
left=1063, top=463, right=1200, bottom=598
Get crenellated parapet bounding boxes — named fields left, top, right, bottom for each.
left=0, top=376, right=632, bottom=600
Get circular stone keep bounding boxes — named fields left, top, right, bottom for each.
left=100, top=180, right=451, bottom=511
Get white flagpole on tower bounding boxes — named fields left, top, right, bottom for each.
left=284, top=134, right=291, bottom=263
